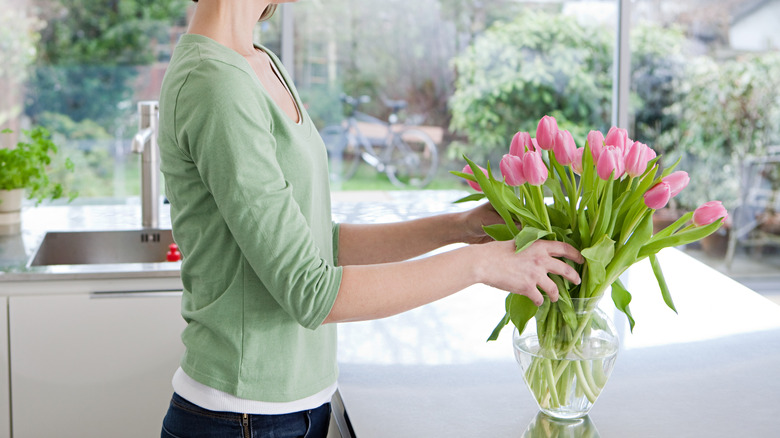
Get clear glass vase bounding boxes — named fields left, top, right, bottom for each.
left=513, top=296, right=619, bottom=420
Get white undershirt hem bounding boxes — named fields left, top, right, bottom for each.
left=172, top=367, right=337, bottom=415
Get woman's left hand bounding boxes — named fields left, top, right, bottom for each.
left=459, top=202, right=505, bottom=244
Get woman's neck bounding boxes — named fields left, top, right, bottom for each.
left=187, top=0, right=270, bottom=56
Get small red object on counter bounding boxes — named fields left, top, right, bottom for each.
left=166, top=243, right=181, bottom=262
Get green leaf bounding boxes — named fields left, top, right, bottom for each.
left=514, top=226, right=554, bottom=253
left=605, top=211, right=654, bottom=286
left=483, top=223, right=515, bottom=241
left=611, top=279, right=636, bottom=332
left=507, top=293, right=539, bottom=337
left=552, top=277, right=577, bottom=327
left=638, top=219, right=724, bottom=258
left=649, top=253, right=677, bottom=313
left=580, top=234, right=615, bottom=293
left=464, top=155, right=520, bottom=235
left=505, top=202, right=545, bottom=230
left=578, top=208, right=591, bottom=248
left=453, top=193, right=486, bottom=203
left=487, top=312, right=510, bottom=342
left=660, top=155, right=682, bottom=178
left=450, top=170, right=477, bottom=182
left=652, top=212, right=693, bottom=239
left=546, top=205, right=569, bottom=227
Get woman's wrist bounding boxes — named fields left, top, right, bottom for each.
left=462, top=242, right=490, bottom=285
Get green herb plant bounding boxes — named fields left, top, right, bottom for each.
left=0, top=127, right=77, bottom=205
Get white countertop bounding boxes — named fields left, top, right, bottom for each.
left=336, top=248, right=780, bottom=437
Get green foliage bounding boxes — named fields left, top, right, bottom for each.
left=25, top=0, right=189, bottom=129
left=36, top=112, right=127, bottom=198
left=0, top=127, right=77, bottom=205
left=0, top=6, right=42, bottom=125
left=449, top=14, right=692, bottom=166
left=448, top=10, right=613, bottom=163
left=630, top=24, right=687, bottom=149
left=656, top=53, right=780, bottom=210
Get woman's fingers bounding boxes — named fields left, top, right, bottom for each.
left=512, top=240, right=583, bottom=305
left=545, top=258, right=581, bottom=286
left=538, top=240, right=585, bottom=264
left=537, top=276, right=559, bottom=302
left=524, top=288, right=545, bottom=307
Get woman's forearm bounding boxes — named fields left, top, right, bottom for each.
left=323, top=244, right=481, bottom=323
left=337, top=212, right=465, bottom=265
left=323, top=239, right=584, bottom=325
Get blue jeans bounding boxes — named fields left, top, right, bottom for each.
left=161, top=393, right=331, bottom=438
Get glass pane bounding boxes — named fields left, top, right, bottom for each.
left=627, top=0, right=780, bottom=260
left=1, top=1, right=198, bottom=204
left=0, top=1, right=289, bottom=205
left=292, top=0, right=617, bottom=190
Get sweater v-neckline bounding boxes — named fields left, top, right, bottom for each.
left=182, top=34, right=303, bottom=126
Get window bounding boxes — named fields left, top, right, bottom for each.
left=2, top=1, right=623, bottom=199
left=626, top=0, right=780, bottom=259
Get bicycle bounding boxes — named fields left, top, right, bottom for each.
left=319, top=94, right=439, bottom=188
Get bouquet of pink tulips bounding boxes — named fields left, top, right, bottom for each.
left=454, top=115, right=728, bottom=340
left=454, top=115, right=727, bottom=416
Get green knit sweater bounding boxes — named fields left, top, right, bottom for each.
left=158, top=34, right=342, bottom=402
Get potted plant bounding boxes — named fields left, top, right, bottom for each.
left=0, top=126, right=77, bottom=235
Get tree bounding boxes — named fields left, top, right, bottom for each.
left=657, top=53, right=780, bottom=211
left=448, top=10, right=613, bottom=163
left=0, top=2, right=41, bottom=132
left=25, top=0, right=188, bottom=131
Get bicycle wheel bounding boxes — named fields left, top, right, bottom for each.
left=320, top=124, right=361, bottom=182
left=385, top=129, right=439, bottom=188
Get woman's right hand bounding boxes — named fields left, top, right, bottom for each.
left=474, top=239, right=584, bottom=306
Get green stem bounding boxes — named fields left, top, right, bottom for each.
left=544, top=359, right=561, bottom=407
left=581, top=358, right=601, bottom=393
left=574, top=361, right=598, bottom=403
left=535, top=184, right=552, bottom=232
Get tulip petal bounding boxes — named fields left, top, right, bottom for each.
left=693, top=201, right=728, bottom=226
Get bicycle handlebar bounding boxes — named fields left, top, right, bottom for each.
left=340, top=94, right=407, bottom=114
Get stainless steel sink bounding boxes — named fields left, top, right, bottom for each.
left=28, top=229, right=176, bottom=266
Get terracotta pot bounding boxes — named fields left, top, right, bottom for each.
left=700, top=228, right=729, bottom=258
left=0, top=188, right=24, bottom=235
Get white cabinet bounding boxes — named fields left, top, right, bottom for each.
left=0, top=298, right=10, bottom=438
left=9, top=291, right=185, bottom=438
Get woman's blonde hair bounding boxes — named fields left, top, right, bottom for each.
left=190, top=1, right=278, bottom=22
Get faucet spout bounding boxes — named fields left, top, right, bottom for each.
left=133, top=101, right=160, bottom=229
left=131, top=128, right=153, bottom=154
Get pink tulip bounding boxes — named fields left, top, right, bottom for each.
left=663, top=171, right=690, bottom=197
left=605, top=126, right=630, bottom=153
left=510, top=131, right=533, bottom=157
left=596, top=146, right=625, bottom=180
left=462, top=164, right=486, bottom=192
left=624, top=141, right=653, bottom=177
left=572, top=148, right=585, bottom=175
left=587, top=130, right=605, bottom=162
left=522, top=150, right=548, bottom=185
left=536, top=115, right=558, bottom=150
left=693, top=201, right=728, bottom=226
left=500, top=154, right=526, bottom=186
left=553, top=129, right=576, bottom=166
left=644, top=181, right=672, bottom=209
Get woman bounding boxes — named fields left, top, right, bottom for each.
left=158, top=1, right=583, bottom=437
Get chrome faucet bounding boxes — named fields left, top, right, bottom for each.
left=131, top=101, right=160, bottom=229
